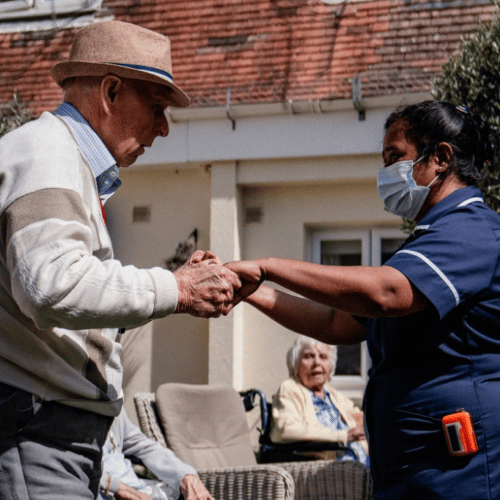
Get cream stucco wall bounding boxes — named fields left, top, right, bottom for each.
left=105, top=165, right=213, bottom=421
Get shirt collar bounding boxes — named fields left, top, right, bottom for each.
left=311, top=386, right=331, bottom=404
left=415, top=186, right=483, bottom=232
left=53, top=102, right=116, bottom=178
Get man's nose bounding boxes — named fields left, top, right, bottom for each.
left=156, top=113, right=169, bottom=137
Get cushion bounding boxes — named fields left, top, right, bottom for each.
left=155, top=383, right=257, bottom=469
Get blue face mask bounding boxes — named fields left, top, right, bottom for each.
left=377, top=157, right=440, bottom=221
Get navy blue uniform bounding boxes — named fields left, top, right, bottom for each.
left=363, top=186, right=500, bottom=499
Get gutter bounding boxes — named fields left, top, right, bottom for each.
left=167, top=92, right=432, bottom=124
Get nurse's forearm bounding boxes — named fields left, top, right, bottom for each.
left=258, top=257, right=428, bottom=317
left=245, top=285, right=365, bottom=345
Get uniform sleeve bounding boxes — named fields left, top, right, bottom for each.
left=386, top=206, right=500, bottom=319
left=269, top=380, right=349, bottom=445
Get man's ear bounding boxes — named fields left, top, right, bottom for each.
left=101, top=75, right=122, bottom=115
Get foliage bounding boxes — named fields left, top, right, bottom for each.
left=432, top=0, right=500, bottom=214
left=0, top=92, right=32, bottom=138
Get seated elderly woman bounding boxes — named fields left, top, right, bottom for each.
left=270, top=335, right=369, bottom=466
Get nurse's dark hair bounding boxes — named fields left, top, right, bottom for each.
left=385, top=100, right=495, bottom=185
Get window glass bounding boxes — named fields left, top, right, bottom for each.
left=311, top=227, right=406, bottom=399
left=321, top=239, right=361, bottom=267
left=381, top=237, right=404, bottom=264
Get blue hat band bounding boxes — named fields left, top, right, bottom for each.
left=107, top=62, right=174, bottom=83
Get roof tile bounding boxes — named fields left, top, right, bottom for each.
left=0, top=0, right=494, bottom=116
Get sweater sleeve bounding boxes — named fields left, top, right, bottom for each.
left=4, top=187, right=178, bottom=330
left=120, top=411, right=197, bottom=495
left=99, top=473, right=122, bottom=498
left=269, top=379, right=349, bottom=445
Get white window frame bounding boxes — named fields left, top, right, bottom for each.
left=0, top=0, right=34, bottom=13
left=0, top=0, right=101, bottom=19
left=310, top=227, right=407, bottom=401
left=371, top=228, right=408, bottom=266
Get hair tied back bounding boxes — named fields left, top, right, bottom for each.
left=456, top=104, right=468, bottom=114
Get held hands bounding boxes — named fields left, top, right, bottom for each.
left=174, top=252, right=265, bottom=318
left=174, top=250, right=241, bottom=318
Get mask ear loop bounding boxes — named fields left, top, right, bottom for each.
left=413, top=156, right=426, bottom=166
left=428, top=158, right=452, bottom=188
left=426, top=172, right=442, bottom=189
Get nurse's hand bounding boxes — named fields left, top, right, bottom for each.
left=224, top=260, right=264, bottom=308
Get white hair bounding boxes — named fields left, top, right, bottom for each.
left=286, top=335, right=337, bottom=380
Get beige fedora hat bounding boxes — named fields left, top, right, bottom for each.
left=51, top=20, right=189, bottom=108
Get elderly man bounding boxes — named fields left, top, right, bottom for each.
left=0, top=20, right=238, bottom=500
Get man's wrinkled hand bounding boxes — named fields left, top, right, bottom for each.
left=186, top=250, right=221, bottom=265
left=174, top=253, right=241, bottom=318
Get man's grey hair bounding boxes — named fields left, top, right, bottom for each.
left=62, top=75, right=104, bottom=95
left=286, top=335, right=337, bottom=380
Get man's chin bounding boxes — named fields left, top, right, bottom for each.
left=117, top=156, right=138, bottom=168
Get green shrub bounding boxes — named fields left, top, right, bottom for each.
left=433, top=0, right=500, bottom=213
left=0, top=92, right=32, bottom=138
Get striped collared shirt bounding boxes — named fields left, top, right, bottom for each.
left=53, top=102, right=121, bottom=203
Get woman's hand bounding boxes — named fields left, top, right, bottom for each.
left=114, top=482, right=151, bottom=500
left=347, top=425, right=366, bottom=443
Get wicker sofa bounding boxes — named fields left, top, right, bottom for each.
left=134, top=385, right=372, bottom=500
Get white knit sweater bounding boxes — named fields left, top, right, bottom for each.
left=270, top=377, right=368, bottom=453
left=0, top=112, right=178, bottom=415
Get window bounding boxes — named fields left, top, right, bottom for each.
left=0, top=0, right=101, bottom=18
left=310, top=228, right=406, bottom=401
left=0, top=0, right=104, bottom=32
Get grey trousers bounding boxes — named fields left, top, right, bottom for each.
left=0, top=383, right=113, bottom=500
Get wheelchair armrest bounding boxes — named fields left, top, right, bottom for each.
left=260, top=440, right=358, bottom=462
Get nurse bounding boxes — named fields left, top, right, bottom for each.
left=225, top=101, right=500, bottom=499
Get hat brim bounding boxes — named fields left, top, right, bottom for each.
left=51, top=61, right=190, bottom=108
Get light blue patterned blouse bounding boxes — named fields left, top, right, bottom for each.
left=311, top=387, right=369, bottom=466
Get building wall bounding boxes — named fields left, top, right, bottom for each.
left=105, top=95, right=427, bottom=419
left=105, top=166, right=212, bottom=421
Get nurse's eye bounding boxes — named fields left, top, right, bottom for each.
left=384, top=153, right=401, bottom=167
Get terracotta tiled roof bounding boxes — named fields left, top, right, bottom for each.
left=0, top=0, right=494, bottom=117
